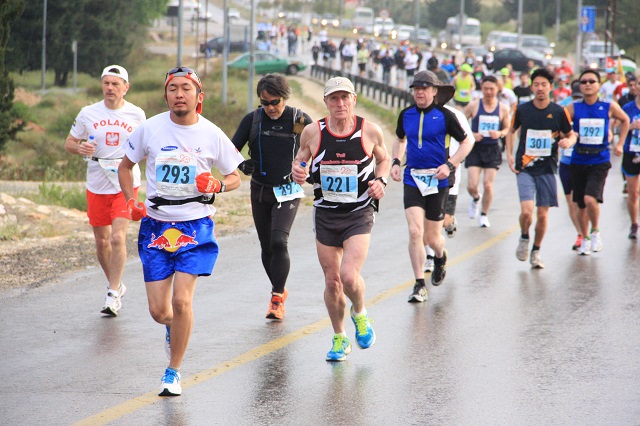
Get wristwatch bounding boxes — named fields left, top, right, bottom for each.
left=375, top=176, right=388, bottom=187
left=219, top=181, right=226, bottom=193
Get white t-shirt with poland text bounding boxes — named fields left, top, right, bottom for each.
left=70, top=100, right=145, bottom=194
left=125, top=111, right=245, bottom=222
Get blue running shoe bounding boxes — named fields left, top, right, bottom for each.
left=326, top=334, right=352, bottom=362
left=350, top=307, right=376, bottom=349
left=159, top=367, right=181, bottom=396
left=165, top=325, right=171, bottom=361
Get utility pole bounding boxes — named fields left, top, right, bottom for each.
left=41, top=0, right=47, bottom=93
left=604, top=0, right=618, bottom=58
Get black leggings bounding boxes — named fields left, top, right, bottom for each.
left=250, top=182, right=300, bottom=294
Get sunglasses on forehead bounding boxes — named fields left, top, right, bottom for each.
left=260, top=98, right=282, bottom=106
left=166, top=66, right=197, bottom=77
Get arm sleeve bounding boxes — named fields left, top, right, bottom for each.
left=230, top=112, right=254, bottom=151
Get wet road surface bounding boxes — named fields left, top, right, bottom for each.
left=2, top=154, right=640, bottom=425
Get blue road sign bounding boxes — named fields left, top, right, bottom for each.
left=581, top=6, right=596, bottom=33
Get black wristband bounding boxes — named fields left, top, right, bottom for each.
left=374, top=176, right=387, bottom=187
left=446, top=161, right=456, bottom=174
left=392, top=158, right=401, bottom=167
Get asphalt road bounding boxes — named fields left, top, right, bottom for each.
left=3, top=143, right=640, bottom=424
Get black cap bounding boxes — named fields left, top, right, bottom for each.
left=427, top=56, right=438, bottom=71
left=570, top=80, right=583, bottom=99
left=410, top=70, right=455, bottom=105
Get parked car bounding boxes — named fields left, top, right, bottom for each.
left=490, top=48, right=545, bottom=73
left=391, top=25, right=415, bottom=41
left=228, top=8, right=240, bottom=19
left=582, top=40, right=621, bottom=70
left=521, top=34, right=554, bottom=57
left=412, top=28, right=432, bottom=45
left=373, top=17, right=394, bottom=37
left=199, top=37, right=249, bottom=56
left=486, top=31, right=518, bottom=52
left=228, top=52, right=307, bottom=75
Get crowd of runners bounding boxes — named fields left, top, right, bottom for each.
left=65, top=44, right=639, bottom=395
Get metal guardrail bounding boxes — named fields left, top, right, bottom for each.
left=309, top=65, right=415, bottom=110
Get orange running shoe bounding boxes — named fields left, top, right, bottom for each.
left=266, top=288, right=288, bottom=320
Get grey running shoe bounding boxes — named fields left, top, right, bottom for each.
left=530, top=250, right=544, bottom=269
left=444, top=217, right=457, bottom=238
left=590, top=231, right=602, bottom=252
left=431, top=250, right=448, bottom=286
left=468, top=196, right=481, bottom=219
left=629, top=224, right=638, bottom=240
left=516, top=238, right=529, bottom=261
left=408, top=283, right=428, bottom=303
left=424, top=255, right=434, bottom=273
left=578, top=238, right=591, bottom=256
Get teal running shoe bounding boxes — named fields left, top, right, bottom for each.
left=326, top=334, right=352, bottom=362
left=350, top=307, right=376, bottom=349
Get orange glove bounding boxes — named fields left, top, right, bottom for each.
left=127, top=198, right=147, bottom=221
left=195, top=172, right=222, bottom=193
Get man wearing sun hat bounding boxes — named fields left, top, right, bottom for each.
left=64, top=65, right=146, bottom=317
left=118, top=66, right=245, bottom=396
left=291, top=76, right=390, bottom=362
left=391, top=70, right=474, bottom=301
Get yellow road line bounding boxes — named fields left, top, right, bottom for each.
left=74, top=224, right=518, bottom=425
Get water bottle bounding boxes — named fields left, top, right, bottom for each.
left=84, top=135, right=95, bottom=162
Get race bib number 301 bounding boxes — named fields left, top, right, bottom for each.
left=155, top=152, right=197, bottom=197
left=320, top=164, right=358, bottom=203
left=525, top=129, right=552, bottom=157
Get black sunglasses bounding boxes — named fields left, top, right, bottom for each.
left=260, top=98, right=282, bottom=106
left=579, top=79, right=598, bottom=85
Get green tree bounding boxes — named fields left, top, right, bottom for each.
left=6, top=0, right=166, bottom=87
left=0, top=0, right=26, bottom=153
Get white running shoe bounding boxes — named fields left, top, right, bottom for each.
left=516, top=238, right=529, bottom=261
left=424, top=255, right=435, bottom=273
left=100, top=283, right=126, bottom=316
left=578, top=238, right=592, bottom=256
left=468, top=196, right=481, bottom=219
left=530, top=250, right=544, bottom=269
left=590, top=231, right=602, bottom=252
left=159, top=368, right=182, bottom=397
left=478, top=215, right=491, bottom=228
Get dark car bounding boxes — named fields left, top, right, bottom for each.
left=199, top=37, right=249, bottom=56
left=490, top=48, right=545, bottom=73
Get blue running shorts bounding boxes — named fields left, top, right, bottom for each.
left=138, top=216, right=219, bottom=282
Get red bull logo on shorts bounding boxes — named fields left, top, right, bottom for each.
left=147, top=229, right=198, bottom=252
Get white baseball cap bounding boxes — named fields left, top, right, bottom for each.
left=323, top=77, right=356, bottom=97
left=101, top=65, right=129, bottom=83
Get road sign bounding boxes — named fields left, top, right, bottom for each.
left=580, top=6, right=595, bottom=33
